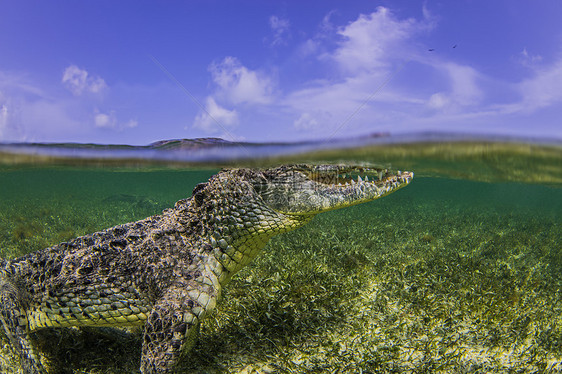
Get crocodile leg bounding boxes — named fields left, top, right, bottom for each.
left=140, top=279, right=217, bottom=373
left=0, top=272, right=45, bottom=374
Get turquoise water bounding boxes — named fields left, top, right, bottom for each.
left=0, top=138, right=561, bottom=372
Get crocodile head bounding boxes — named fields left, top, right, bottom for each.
left=191, top=164, right=413, bottom=278
left=255, top=164, right=413, bottom=215
left=194, top=164, right=412, bottom=219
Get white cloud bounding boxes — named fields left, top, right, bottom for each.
left=193, top=97, right=238, bottom=133
left=0, top=71, right=45, bottom=97
left=282, top=7, right=492, bottom=136
left=0, top=91, right=9, bottom=138
left=296, top=11, right=337, bottom=59
left=517, top=48, right=543, bottom=67
left=297, top=39, right=320, bottom=58
left=444, top=63, right=482, bottom=105
left=209, top=57, right=273, bottom=105
left=0, top=85, right=81, bottom=142
left=331, top=7, right=425, bottom=74
left=125, top=119, right=138, bottom=129
left=94, top=109, right=138, bottom=130
left=285, top=71, right=420, bottom=135
left=195, top=7, right=437, bottom=138
left=425, top=63, right=482, bottom=112
left=94, top=111, right=116, bottom=128
left=22, top=99, right=78, bottom=137
left=0, top=104, right=8, bottom=138
left=62, top=65, right=107, bottom=95
left=278, top=7, right=437, bottom=135
left=0, top=80, right=42, bottom=141
left=286, top=76, right=372, bottom=121
left=428, top=92, right=449, bottom=109
left=269, top=15, right=290, bottom=46
left=199, top=6, right=514, bottom=139
left=294, top=112, right=319, bottom=130
left=517, top=59, right=562, bottom=111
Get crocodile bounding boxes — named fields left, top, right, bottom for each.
left=0, top=164, right=413, bottom=373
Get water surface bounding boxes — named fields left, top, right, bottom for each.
left=0, top=135, right=561, bottom=372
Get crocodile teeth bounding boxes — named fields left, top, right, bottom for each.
left=365, top=175, right=369, bottom=182
left=378, top=171, right=383, bottom=180
left=357, top=176, right=363, bottom=182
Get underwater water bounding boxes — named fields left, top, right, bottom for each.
left=0, top=136, right=561, bottom=373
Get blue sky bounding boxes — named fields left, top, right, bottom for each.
left=1, top=1, right=561, bottom=145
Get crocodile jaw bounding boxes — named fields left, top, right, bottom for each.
left=258, top=165, right=414, bottom=215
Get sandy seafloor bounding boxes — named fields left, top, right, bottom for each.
left=1, top=139, right=561, bottom=373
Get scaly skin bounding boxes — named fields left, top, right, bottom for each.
left=0, top=164, right=413, bottom=373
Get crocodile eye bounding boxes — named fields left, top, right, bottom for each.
left=254, top=182, right=267, bottom=193
left=253, top=175, right=269, bottom=193
left=192, top=183, right=207, bottom=205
